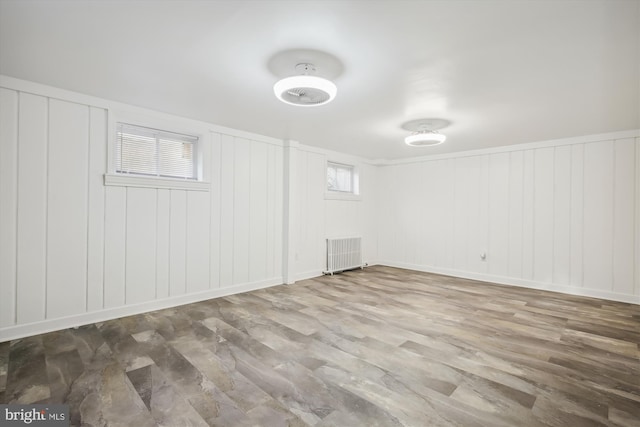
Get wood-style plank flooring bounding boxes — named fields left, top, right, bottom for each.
left=1, top=266, right=639, bottom=426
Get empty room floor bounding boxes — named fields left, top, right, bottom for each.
left=1, top=266, right=638, bottom=426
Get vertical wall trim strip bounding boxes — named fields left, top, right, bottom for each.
left=207, top=133, right=213, bottom=289
left=633, top=138, right=640, bottom=304
left=532, top=149, right=536, bottom=281
left=102, top=109, right=107, bottom=309
left=580, top=143, right=585, bottom=288
left=231, top=140, right=236, bottom=285
left=184, top=191, right=188, bottom=293
left=168, top=190, right=172, bottom=296
left=265, top=144, right=270, bottom=278
left=14, top=91, right=20, bottom=325
left=247, top=142, right=252, bottom=281
left=44, top=97, right=50, bottom=319
left=506, top=153, right=511, bottom=276
left=155, top=189, right=159, bottom=299
left=520, top=151, right=525, bottom=277
left=218, top=139, right=222, bottom=287
left=611, top=141, right=616, bottom=291
left=282, top=140, right=299, bottom=284
left=86, top=105, right=91, bottom=312
left=551, top=147, right=556, bottom=284
left=124, top=187, right=128, bottom=304
left=568, top=146, right=573, bottom=285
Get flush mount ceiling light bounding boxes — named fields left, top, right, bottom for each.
left=274, top=63, right=337, bottom=107
left=401, top=118, right=451, bottom=147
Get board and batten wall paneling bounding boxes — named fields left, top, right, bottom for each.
left=474, top=155, right=490, bottom=275
left=398, top=162, right=421, bottom=265
left=216, top=134, right=285, bottom=288
left=583, top=141, right=615, bottom=292
left=533, top=147, right=554, bottom=284
left=376, top=166, right=394, bottom=263
left=507, top=151, right=524, bottom=278
left=267, top=144, right=284, bottom=280
left=156, top=189, right=171, bottom=299
left=219, top=134, right=235, bottom=288
left=16, top=93, right=48, bottom=324
left=418, top=161, right=437, bottom=266
left=294, top=150, right=317, bottom=277
left=569, top=144, right=585, bottom=287
left=233, top=138, right=251, bottom=285
left=360, top=163, right=379, bottom=266
left=613, top=138, right=636, bottom=295
left=437, top=159, right=455, bottom=269
left=125, top=188, right=158, bottom=304
left=0, top=79, right=286, bottom=341
left=87, top=107, right=107, bottom=311
left=169, top=189, right=187, bottom=296
left=521, top=150, right=535, bottom=281
left=488, top=152, right=509, bottom=277
left=377, top=137, right=639, bottom=303
left=452, top=156, right=473, bottom=271
left=552, top=145, right=571, bottom=286
left=249, top=141, right=269, bottom=282
left=103, top=186, right=127, bottom=308
left=305, top=153, right=325, bottom=268
left=47, top=99, right=89, bottom=319
left=0, top=88, right=18, bottom=327
left=186, top=191, right=211, bottom=293
left=293, top=146, right=378, bottom=279
left=209, top=132, right=222, bottom=289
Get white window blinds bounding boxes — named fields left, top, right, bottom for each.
left=115, top=123, right=198, bottom=180
left=327, top=162, right=354, bottom=193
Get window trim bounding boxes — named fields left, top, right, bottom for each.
left=106, top=109, right=210, bottom=191
left=104, top=173, right=210, bottom=191
left=325, top=160, right=361, bottom=201
left=115, top=122, right=199, bottom=180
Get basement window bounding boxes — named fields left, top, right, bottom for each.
left=105, top=122, right=209, bottom=191
left=115, top=123, right=198, bottom=179
left=326, top=161, right=360, bottom=200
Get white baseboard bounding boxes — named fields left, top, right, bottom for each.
left=0, top=277, right=284, bottom=342
left=6, top=260, right=635, bottom=342
left=295, top=270, right=325, bottom=282
left=378, top=261, right=640, bottom=305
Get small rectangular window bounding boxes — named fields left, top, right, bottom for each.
left=327, top=161, right=355, bottom=193
left=115, top=123, right=198, bottom=180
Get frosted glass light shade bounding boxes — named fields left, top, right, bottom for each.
left=404, top=131, right=446, bottom=147
left=274, top=75, right=337, bottom=107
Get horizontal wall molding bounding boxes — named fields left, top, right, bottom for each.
left=377, top=129, right=640, bottom=166
left=0, top=276, right=284, bottom=342
left=104, top=174, right=210, bottom=191
left=379, top=261, right=640, bottom=305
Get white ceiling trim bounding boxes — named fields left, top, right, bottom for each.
left=376, top=129, right=640, bottom=166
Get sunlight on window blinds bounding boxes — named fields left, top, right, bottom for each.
left=116, top=123, right=198, bottom=180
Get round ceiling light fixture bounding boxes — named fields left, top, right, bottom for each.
left=274, top=63, right=337, bottom=107
left=401, top=118, right=451, bottom=147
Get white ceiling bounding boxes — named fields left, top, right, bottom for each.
left=1, top=0, right=638, bottom=160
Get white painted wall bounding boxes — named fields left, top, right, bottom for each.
left=0, top=75, right=638, bottom=341
left=377, top=135, right=640, bottom=304
left=291, top=144, right=378, bottom=281
left=0, top=77, right=284, bottom=340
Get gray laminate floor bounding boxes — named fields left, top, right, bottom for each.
left=1, top=266, right=639, bottom=426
